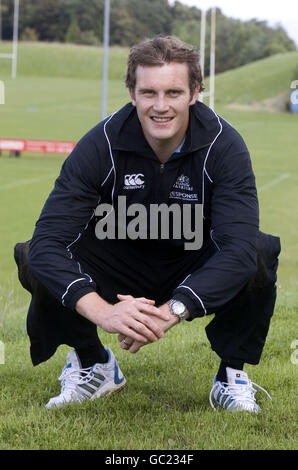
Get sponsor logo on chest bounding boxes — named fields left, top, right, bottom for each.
left=124, top=173, right=145, bottom=190
left=170, top=174, right=198, bottom=201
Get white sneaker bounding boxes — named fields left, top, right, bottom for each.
left=209, top=367, right=271, bottom=413
left=46, top=348, right=126, bottom=409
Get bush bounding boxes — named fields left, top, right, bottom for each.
left=79, top=31, right=100, bottom=46
left=21, top=27, right=39, bottom=42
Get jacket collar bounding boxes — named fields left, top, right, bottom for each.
left=111, top=101, right=221, bottom=157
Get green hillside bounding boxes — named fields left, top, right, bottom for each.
left=1, top=42, right=297, bottom=107
left=206, top=51, right=298, bottom=108
left=0, top=41, right=129, bottom=80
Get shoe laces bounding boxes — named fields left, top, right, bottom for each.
left=209, top=378, right=272, bottom=411
left=59, top=365, right=96, bottom=394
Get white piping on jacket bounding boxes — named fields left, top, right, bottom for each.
left=201, top=110, right=223, bottom=219
left=177, top=108, right=223, bottom=315
left=176, top=275, right=208, bottom=315
left=61, top=278, right=87, bottom=305
left=210, top=228, right=221, bottom=252
left=100, top=111, right=117, bottom=219
left=178, top=285, right=207, bottom=316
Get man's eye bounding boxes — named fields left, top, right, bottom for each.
left=169, top=90, right=180, bottom=97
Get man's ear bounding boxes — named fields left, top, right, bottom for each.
left=129, top=88, right=136, bottom=106
left=190, top=84, right=200, bottom=105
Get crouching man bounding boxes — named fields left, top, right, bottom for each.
left=15, top=36, right=280, bottom=412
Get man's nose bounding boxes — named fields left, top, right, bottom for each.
left=153, top=94, right=169, bottom=113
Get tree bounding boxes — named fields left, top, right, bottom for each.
left=65, top=16, right=80, bottom=43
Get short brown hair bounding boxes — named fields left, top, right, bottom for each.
left=125, top=35, right=205, bottom=96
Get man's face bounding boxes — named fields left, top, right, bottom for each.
left=130, top=62, right=199, bottom=150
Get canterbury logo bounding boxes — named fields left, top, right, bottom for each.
left=124, top=173, right=145, bottom=187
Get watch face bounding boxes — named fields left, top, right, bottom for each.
left=172, top=301, right=185, bottom=315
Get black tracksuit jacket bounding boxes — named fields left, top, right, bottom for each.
left=28, top=101, right=259, bottom=319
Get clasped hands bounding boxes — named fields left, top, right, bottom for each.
left=75, top=291, right=178, bottom=354
left=115, top=294, right=177, bottom=353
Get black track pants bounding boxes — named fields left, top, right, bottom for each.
left=14, top=231, right=280, bottom=366
left=205, top=231, right=280, bottom=364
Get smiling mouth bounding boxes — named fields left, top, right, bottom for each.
left=151, top=116, right=174, bottom=123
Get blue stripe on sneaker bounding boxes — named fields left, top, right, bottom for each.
left=235, top=380, right=248, bottom=385
left=114, top=362, right=124, bottom=385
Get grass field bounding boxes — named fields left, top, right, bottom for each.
left=0, top=42, right=297, bottom=451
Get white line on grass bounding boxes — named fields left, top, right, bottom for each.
left=0, top=175, right=56, bottom=191
left=259, top=173, right=290, bottom=192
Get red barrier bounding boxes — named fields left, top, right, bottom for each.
left=0, top=138, right=76, bottom=154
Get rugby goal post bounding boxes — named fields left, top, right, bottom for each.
left=101, top=0, right=110, bottom=119
left=199, top=7, right=216, bottom=110
left=0, top=0, right=19, bottom=79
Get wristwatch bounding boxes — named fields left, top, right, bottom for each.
left=167, top=299, right=188, bottom=323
